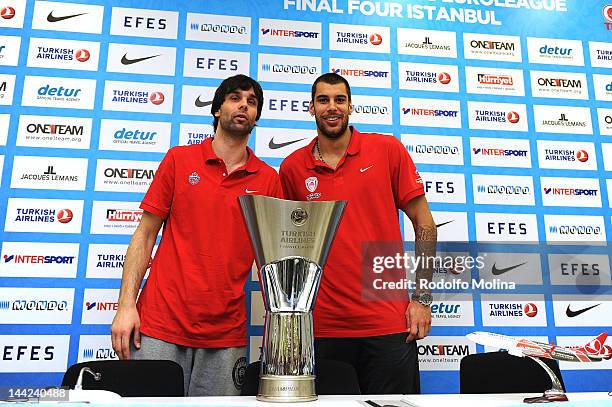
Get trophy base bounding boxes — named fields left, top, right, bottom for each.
left=257, top=374, right=317, bottom=403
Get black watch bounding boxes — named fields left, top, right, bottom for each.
left=411, top=292, right=433, bottom=307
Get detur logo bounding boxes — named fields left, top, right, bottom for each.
left=0, top=6, right=15, bottom=19
left=57, top=209, right=73, bottom=224
left=149, top=92, right=164, bottom=105
left=75, top=49, right=90, bottom=62
left=604, top=5, right=612, bottom=30
left=369, top=33, right=383, bottom=46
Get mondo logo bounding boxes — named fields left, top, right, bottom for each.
left=369, top=33, right=382, bottom=45
left=75, top=49, right=90, bottom=62
left=576, top=150, right=589, bottom=162
left=149, top=92, right=164, bottom=105
left=507, top=111, right=520, bottom=123
left=438, top=72, right=451, bottom=84
left=1, top=6, right=14, bottom=19
left=57, top=209, right=73, bottom=223
left=524, top=303, right=538, bottom=317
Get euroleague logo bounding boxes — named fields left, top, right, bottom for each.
left=438, top=72, right=451, bottom=85
left=57, top=209, right=73, bottom=224
left=523, top=302, right=538, bottom=318
left=149, top=92, right=165, bottom=105
left=75, top=49, right=90, bottom=63
left=604, top=5, right=612, bottom=29
left=0, top=6, right=15, bottom=19
left=507, top=111, right=520, bottom=124
left=369, top=33, right=382, bottom=46
left=576, top=149, right=589, bottom=162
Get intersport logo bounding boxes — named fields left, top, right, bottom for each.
left=470, top=137, right=531, bottom=168
left=259, top=18, right=321, bottom=49
left=107, top=43, right=176, bottom=76
left=329, top=23, right=390, bottom=53
left=21, top=75, right=95, bottom=109
left=400, top=98, right=461, bottom=128
left=398, top=28, right=457, bottom=58
left=16, top=115, right=92, bottom=150
left=399, top=62, right=459, bottom=93
left=541, top=177, right=601, bottom=208
left=103, top=80, right=173, bottom=114
left=465, top=66, right=524, bottom=96
left=0, top=242, right=78, bottom=278
left=186, top=13, right=250, bottom=44
left=31, top=1, right=103, bottom=33
left=81, top=289, right=120, bottom=325
left=329, top=57, right=391, bottom=89
left=403, top=134, right=464, bottom=166
left=27, top=37, right=99, bottom=71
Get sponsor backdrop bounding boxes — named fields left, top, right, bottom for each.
left=0, top=0, right=611, bottom=393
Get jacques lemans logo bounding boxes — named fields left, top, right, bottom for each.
left=47, top=11, right=87, bottom=22
left=268, top=137, right=305, bottom=150
left=565, top=303, right=601, bottom=318
left=194, top=96, right=212, bottom=108
left=491, top=261, right=526, bottom=276
left=121, top=54, right=160, bottom=65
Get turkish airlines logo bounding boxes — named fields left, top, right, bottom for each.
left=369, top=33, right=383, bottom=45
left=604, top=5, right=612, bottom=23
left=1, top=6, right=15, bottom=19
left=524, top=302, right=538, bottom=317
left=75, top=49, right=90, bottom=62
left=57, top=209, right=73, bottom=224
left=576, top=150, right=589, bottom=162
left=438, top=72, right=451, bottom=85
left=507, top=111, right=520, bottom=123
left=149, top=92, right=164, bottom=105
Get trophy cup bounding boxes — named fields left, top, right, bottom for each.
left=239, top=196, right=346, bottom=402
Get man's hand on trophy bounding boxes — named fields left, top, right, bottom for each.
left=111, top=306, right=141, bottom=359
left=405, top=302, right=432, bottom=342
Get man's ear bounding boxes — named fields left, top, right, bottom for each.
left=348, top=101, right=353, bottom=115
left=213, top=109, right=220, bottom=118
left=309, top=101, right=314, bottom=116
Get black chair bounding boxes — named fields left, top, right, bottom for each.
left=62, top=360, right=184, bottom=397
left=460, top=351, right=565, bottom=394
left=241, top=359, right=361, bottom=395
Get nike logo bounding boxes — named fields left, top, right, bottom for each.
left=121, top=53, right=161, bottom=65
left=245, top=189, right=259, bottom=193
left=195, top=96, right=213, bottom=108
left=435, top=220, right=454, bottom=228
left=268, top=137, right=306, bottom=150
left=47, top=11, right=87, bottom=22
left=360, top=165, right=374, bottom=173
left=491, top=261, right=526, bottom=276
left=566, top=303, right=601, bottom=318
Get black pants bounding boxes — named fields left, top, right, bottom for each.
left=315, top=333, right=420, bottom=394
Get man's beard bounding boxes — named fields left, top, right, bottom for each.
left=314, top=114, right=349, bottom=140
left=220, top=117, right=254, bottom=139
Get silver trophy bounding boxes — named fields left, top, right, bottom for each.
left=239, top=196, right=346, bottom=402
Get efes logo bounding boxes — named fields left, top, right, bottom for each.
left=183, top=48, right=249, bottom=80
left=475, top=212, right=538, bottom=242
left=110, top=7, right=178, bottom=39
left=261, top=90, right=310, bottom=121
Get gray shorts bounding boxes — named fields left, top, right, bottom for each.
left=131, top=334, right=247, bottom=396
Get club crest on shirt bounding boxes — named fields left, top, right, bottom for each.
left=415, top=170, right=423, bottom=184
left=188, top=171, right=200, bottom=185
left=305, top=176, right=318, bottom=192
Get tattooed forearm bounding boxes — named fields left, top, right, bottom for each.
left=414, top=224, right=437, bottom=292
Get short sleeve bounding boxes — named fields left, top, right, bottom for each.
left=389, top=137, right=425, bottom=210
left=140, top=148, right=176, bottom=220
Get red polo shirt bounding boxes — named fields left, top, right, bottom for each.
left=279, top=128, right=424, bottom=338
left=138, top=138, right=282, bottom=348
